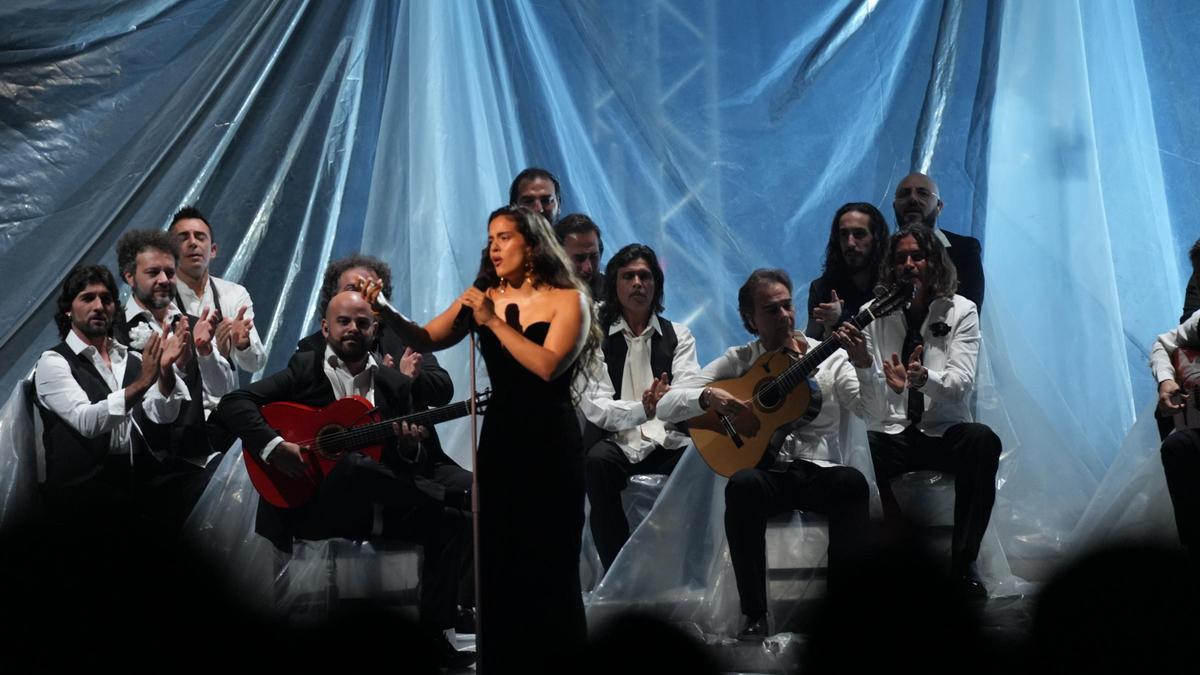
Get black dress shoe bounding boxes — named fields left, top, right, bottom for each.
left=454, top=605, right=477, bottom=635
left=431, top=633, right=476, bottom=670
left=737, top=613, right=769, bottom=641
left=956, top=570, right=988, bottom=603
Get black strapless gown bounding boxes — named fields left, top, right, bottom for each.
left=476, top=322, right=586, bottom=670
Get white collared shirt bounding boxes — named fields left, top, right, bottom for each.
left=322, top=345, right=380, bottom=403
left=35, top=330, right=188, bottom=455
left=656, top=332, right=870, bottom=467
left=260, top=348, right=381, bottom=460
left=578, top=315, right=701, bottom=463
left=856, top=294, right=979, bottom=436
left=932, top=225, right=952, bottom=249
left=1152, top=309, right=1200, bottom=385
left=175, top=274, right=267, bottom=373
left=125, top=300, right=237, bottom=417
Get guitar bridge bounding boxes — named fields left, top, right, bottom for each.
left=718, top=414, right=744, bottom=448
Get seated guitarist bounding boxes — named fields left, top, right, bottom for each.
left=656, top=268, right=871, bottom=640
left=296, top=254, right=471, bottom=500
left=215, top=290, right=472, bottom=667
left=1151, top=304, right=1200, bottom=566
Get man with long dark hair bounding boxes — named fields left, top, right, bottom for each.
left=807, top=202, right=890, bottom=339
left=33, top=264, right=190, bottom=531
left=578, top=243, right=701, bottom=572
left=509, top=167, right=562, bottom=223
left=839, top=225, right=1000, bottom=599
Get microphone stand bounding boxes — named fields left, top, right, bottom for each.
left=468, top=324, right=484, bottom=670
left=377, top=291, right=485, bottom=667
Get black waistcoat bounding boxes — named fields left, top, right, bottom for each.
left=583, top=316, right=686, bottom=450
left=34, top=342, right=146, bottom=486
left=113, top=310, right=219, bottom=462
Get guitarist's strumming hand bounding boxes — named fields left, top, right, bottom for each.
left=701, top=386, right=749, bottom=417
left=271, top=441, right=307, bottom=479
left=642, top=373, right=671, bottom=418
left=833, top=321, right=872, bottom=368
left=1159, top=379, right=1187, bottom=415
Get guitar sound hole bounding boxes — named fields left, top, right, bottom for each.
left=315, top=425, right=347, bottom=459
left=757, top=380, right=782, bottom=409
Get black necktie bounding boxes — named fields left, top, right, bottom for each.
left=902, top=314, right=924, bottom=425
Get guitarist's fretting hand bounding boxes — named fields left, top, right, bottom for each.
left=271, top=441, right=308, bottom=478
left=1159, top=379, right=1187, bottom=415
left=395, top=421, right=428, bottom=446
left=834, top=322, right=872, bottom=368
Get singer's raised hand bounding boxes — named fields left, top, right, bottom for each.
left=459, top=286, right=496, bottom=326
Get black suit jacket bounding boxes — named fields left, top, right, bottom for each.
left=216, top=350, right=451, bottom=549
left=296, top=326, right=453, bottom=409
left=941, top=228, right=985, bottom=314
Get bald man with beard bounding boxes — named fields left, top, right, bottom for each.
left=892, top=172, right=985, bottom=314
left=216, top=291, right=473, bottom=667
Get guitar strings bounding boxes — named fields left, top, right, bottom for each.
left=305, top=400, right=475, bottom=452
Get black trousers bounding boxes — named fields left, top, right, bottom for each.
left=427, top=460, right=475, bottom=608
left=868, top=423, right=1001, bottom=571
left=585, top=439, right=684, bottom=571
left=724, top=460, right=868, bottom=616
left=1161, top=428, right=1200, bottom=554
left=309, top=452, right=470, bottom=629
left=41, top=452, right=215, bottom=535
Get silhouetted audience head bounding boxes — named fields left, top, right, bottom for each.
left=579, top=611, right=720, bottom=675
left=1031, top=543, right=1196, bottom=674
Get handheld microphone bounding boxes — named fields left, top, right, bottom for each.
left=453, top=276, right=492, bottom=331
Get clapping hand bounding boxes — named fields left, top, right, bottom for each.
left=642, top=372, right=671, bottom=417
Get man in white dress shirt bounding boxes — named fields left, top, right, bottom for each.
left=168, top=205, right=266, bottom=381
left=34, top=264, right=190, bottom=531
left=113, top=230, right=238, bottom=483
left=657, top=268, right=871, bottom=640
left=1151, top=307, right=1200, bottom=562
left=579, top=244, right=701, bottom=572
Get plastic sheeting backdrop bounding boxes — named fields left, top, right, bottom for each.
left=3, top=0, right=1200, bottom=634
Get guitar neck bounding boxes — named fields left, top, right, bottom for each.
left=774, top=305, right=879, bottom=393
left=324, top=400, right=476, bottom=451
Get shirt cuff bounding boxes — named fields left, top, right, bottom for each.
left=105, top=389, right=127, bottom=418
left=261, top=436, right=285, bottom=462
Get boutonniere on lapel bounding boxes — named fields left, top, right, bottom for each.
left=930, top=322, right=951, bottom=337
left=128, top=322, right=155, bottom=350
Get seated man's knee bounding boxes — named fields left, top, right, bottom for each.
left=1161, top=431, right=1200, bottom=464
left=725, top=469, right=766, bottom=511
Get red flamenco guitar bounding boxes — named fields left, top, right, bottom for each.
left=245, top=392, right=489, bottom=508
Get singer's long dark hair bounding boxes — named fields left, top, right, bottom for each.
left=475, top=205, right=603, bottom=392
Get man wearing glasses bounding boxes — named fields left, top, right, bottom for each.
left=892, top=172, right=985, bottom=313
left=838, top=225, right=1000, bottom=600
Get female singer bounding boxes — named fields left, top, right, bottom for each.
left=362, top=205, right=600, bottom=670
